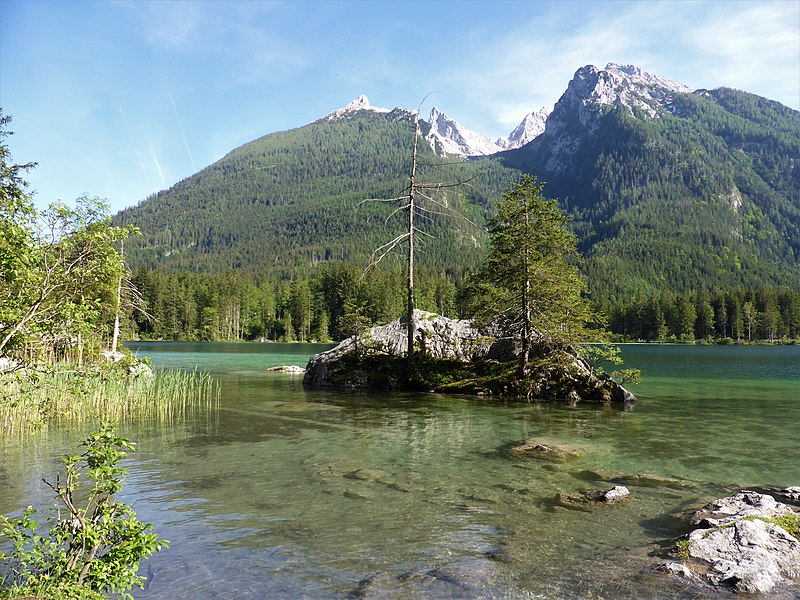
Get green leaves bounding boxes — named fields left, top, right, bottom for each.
left=0, top=423, right=167, bottom=599
left=473, top=175, right=598, bottom=358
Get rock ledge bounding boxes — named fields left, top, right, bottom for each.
left=660, top=490, right=800, bottom=595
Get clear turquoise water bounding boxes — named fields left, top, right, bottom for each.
left=1, top=343, right=798, bottom=598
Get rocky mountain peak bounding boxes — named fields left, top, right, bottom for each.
left=324, top=95, right=390, bottom=121
left=496, top=107, right=552, bottom=150
left=425, top=107, right=503, bottom=158
left=565, top=63, right=693, bottom=119
left=533, top=63, right=695, bottom=174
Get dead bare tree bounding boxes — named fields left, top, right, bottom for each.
left=360, top=99, right=477, bottom=374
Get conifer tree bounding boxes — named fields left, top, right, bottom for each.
left=474, top=175, right=595, bottom=375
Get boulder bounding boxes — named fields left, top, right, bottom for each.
left=690, top=490, right=795, bottom=527
left=673, top=490, right=800, bottom=594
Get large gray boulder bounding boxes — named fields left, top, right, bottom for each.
left=303, top=310, right=494, bottom=388
left=666, top=490, right=800, bottom=595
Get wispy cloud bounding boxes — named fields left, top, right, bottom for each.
left=148, top=137, right=166, bottom=189
left=682, top=2, right=800, bottom=104
left=169, top=92, right=196, bottom=172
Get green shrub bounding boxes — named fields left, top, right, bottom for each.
left=0, top=424, right=167, bottom=599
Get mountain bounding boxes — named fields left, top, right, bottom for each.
left=425, top=105, right=551, bottom=157
left=116, top=65, right=800, bottom=306
left=425, top=106, right=503, bottom=157
left=115, top=101, right=518, bottom=275
left=322, top=94, right=391, bottom=120
left=498, top=63, right=800, bottom=298
left=496, top=107, right=551, bottom=151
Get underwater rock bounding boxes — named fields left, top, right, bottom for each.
left=509, top=440, right=582, bottom=460
left=556, top=485, right=631, bottom=509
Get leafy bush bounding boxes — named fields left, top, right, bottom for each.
left=0, top=424, right=167, bottom=599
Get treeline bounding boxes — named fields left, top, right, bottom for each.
left=128, top=264, right=800, bottom=344
left=601, top=287, right=800, bottom=343
left=128, top=263, right=461, bottom=343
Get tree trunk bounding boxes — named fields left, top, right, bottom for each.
left=406, top=115, right=420, bottom=373
left=520, top=205, right=531, bottom=376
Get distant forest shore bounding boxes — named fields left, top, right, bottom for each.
left=128, top=266, right=800, bottom=345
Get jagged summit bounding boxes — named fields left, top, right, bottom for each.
left=525, top=62, right=696, bottom=174
left=564, top=63, right=693, bottom=120
left=426, top=105, right=552, bottom=157
left=325, top=95, right=390, bottom=121
left=604, top=63, right=692, bottom=95
left=425, top=106, right=503, bottom=157
left=497, top=107, right=552, bottom=151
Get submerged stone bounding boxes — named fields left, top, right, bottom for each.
left=508, top=440, right=582, bottom=460
left=556, top=485, right=631, bottom=509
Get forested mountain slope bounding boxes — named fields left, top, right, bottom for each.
left=499, top=65, right=800, bottom=300
left=116, top=107, right=519, bottom=276
left=116, top=64, right=800, bottom=341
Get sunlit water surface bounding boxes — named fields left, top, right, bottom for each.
left=1, top=343, right=798, bottom=598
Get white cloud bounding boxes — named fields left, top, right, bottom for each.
left=682, top=2, right=800, bottom=106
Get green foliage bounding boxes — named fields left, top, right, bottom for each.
left=675, top=539, right=691, bottom=561
left=470, top=175, right=599, bottom=373
left=0, top=150, right=137, bottom=361
left=1, top=363, right=220, bottom=432
left=108, top=90, right=800, bottom=343
left=770, top=513, right=800, bottom=539
left=606, top=286, right=800, bottom=342
left=115, top=109, right=516, bottom=278
left=501, top=87, right=800, bottom=299
left=0, top=424, right=167, bottom=599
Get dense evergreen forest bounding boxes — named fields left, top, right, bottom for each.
left=116, top=87, right=800, bottom=344
left=501, top=87, right=800, bottom=299
left=116, top=109, right=515, bottom=277
left=127, top=266, right=800, bottom=344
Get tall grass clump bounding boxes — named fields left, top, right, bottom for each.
left=0, top=362, right=220, bottom=434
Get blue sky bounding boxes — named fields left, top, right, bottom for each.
left=2, top=0, right=798, bottom=213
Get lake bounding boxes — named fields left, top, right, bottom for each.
left=1, top=343, right=798, bottom=598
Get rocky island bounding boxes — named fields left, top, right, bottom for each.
left=303, top=310, right=636, bottom=406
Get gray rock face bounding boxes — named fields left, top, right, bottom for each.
left=687, top=518, right=800, bottom=594
left=690, top=490, right=795, bottom=527
left=673, top=490, right=800, bottom=594
left=303, top=310, right=490, bottom=388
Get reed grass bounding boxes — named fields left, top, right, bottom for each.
left=0, top=367, right=220, bottom=434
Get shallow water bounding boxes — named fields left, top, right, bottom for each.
left=1, top=343, right=798, bottom=598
